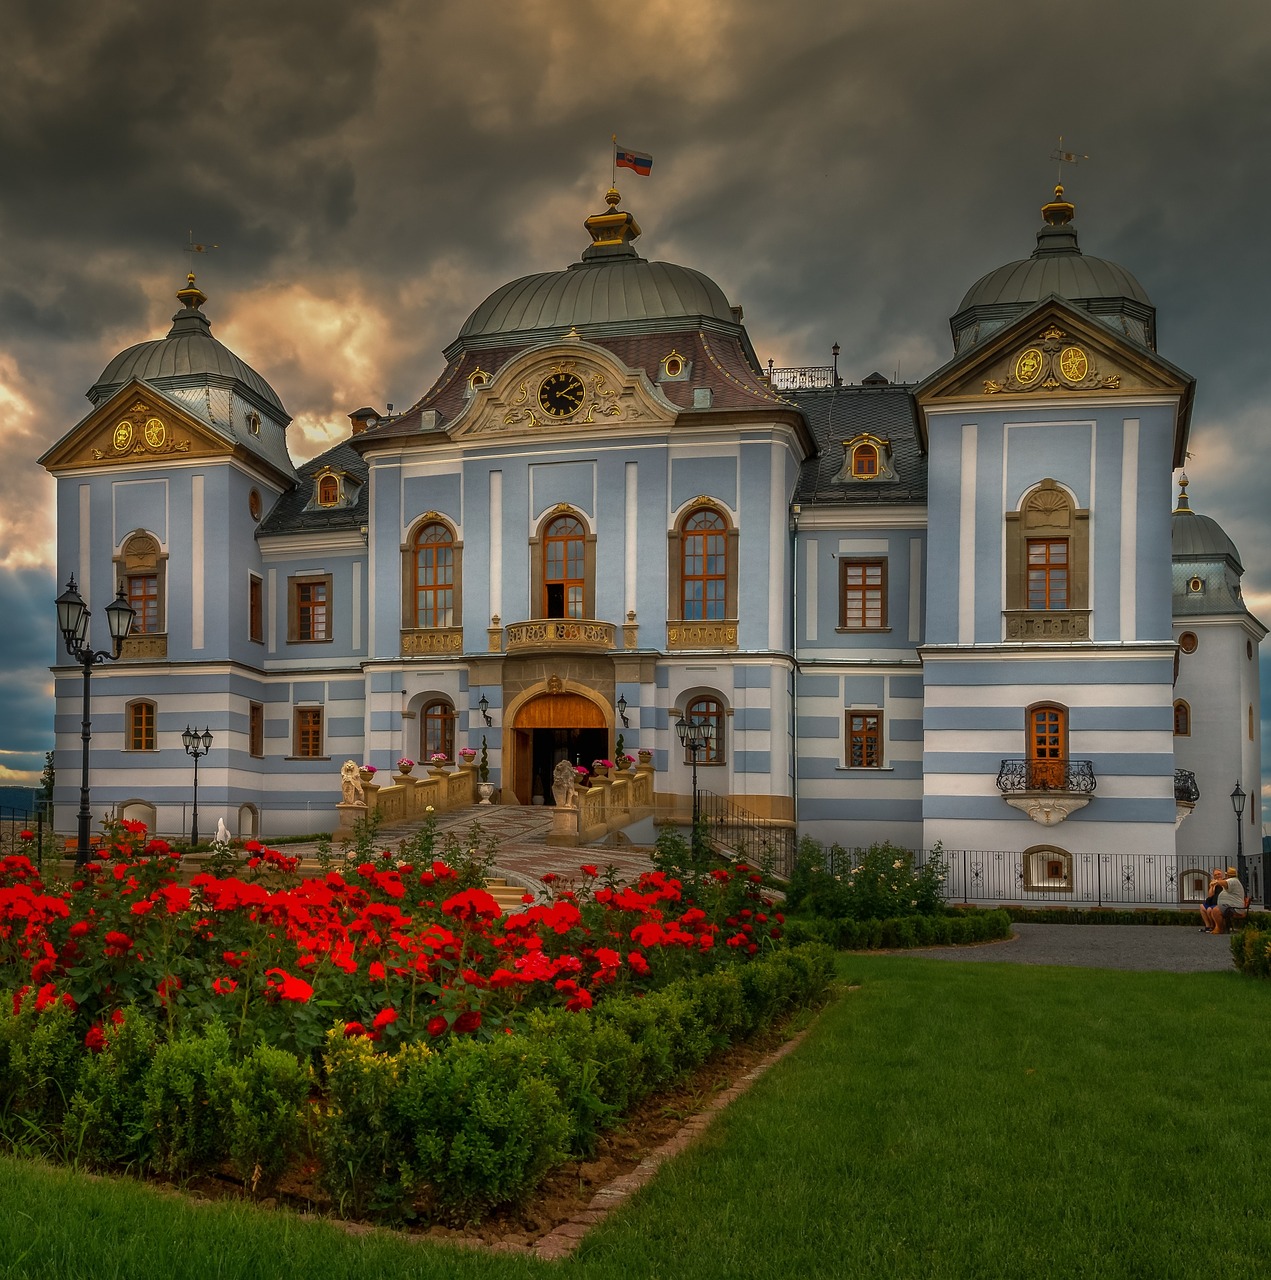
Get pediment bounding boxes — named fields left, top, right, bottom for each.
left=39, top=381, right=235, bottom=472
left=446, top=336, right=678, bottom=440
left=917, top=299, right=1193, bottom=408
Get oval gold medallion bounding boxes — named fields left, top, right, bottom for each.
left=1059, top=347, right=1088, bottom=382
left=144, top=417, right=167, bottom=448
left=1014, top=348, right=1044, bottom=385
left=112, top=420, right=134, bottom=451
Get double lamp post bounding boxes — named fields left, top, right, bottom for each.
left=675, top=713, right=716, bottom=856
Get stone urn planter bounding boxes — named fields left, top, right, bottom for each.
left=637, top=749, right=653, bottom=766
left=477, top=781, right=495, bottom=805
left=359, top=768, right=377, bottom=785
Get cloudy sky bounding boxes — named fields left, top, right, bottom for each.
left=3, top=0, right=1269, bottom=807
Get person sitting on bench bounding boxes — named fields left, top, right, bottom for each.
left=1213, top=867, right=1246, bottom=934
left=1199, top=869, right=1225, bottom=932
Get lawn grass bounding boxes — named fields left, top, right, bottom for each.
left=4, top=953, right=1270, bottom=1278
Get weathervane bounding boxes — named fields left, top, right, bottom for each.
left=185, top=230, right=220, bottom=258
left=1050, top=135, right=1089, bottom=183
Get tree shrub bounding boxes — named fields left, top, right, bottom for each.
left=64, top=1008, right=157, bottom=1168
left=788, top=839, right=947, bottom=921
left=141, top=1021, right=233, bottom=1177
left=223, top=1042, right=311, bottom=1194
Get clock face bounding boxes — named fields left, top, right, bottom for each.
left=538, top=371, right=585, bottom=418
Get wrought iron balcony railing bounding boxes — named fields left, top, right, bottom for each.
left=995, top=759, right=1097, bottom=795
left=1174, top=768, right=1200, bottom=805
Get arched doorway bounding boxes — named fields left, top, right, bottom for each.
left=510, top=691, right=609, bottom=805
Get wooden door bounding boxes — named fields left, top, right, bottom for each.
left=1028, top=706, right=1065, bottom=790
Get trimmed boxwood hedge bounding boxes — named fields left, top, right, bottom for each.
left=1, top=942, right=835, bottom=1222
left=784, top=909, right=1011, bottom=951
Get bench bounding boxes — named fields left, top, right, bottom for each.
left=1214, top=896, right=1252, bottom=933
left=60, top=835, right=103, bottom=855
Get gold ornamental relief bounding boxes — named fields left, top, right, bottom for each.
left=1014, top=348, right=1045, bottom=385
left=112, top=420, right=134, bottom=451
left=1058, top=347, right=1089, bottom=382
left=144, top=417, right=167, bottom=448
left=93, top=416, right=191, bottom=461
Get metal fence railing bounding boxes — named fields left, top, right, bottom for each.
left=698, top=791, right=797, bottom=879
left=816, top=844, right=1268, bottom=910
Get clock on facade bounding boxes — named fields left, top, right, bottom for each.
left=538, top=371, right=585, bottom=418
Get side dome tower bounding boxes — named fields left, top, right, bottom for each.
left=1171, top=474, right=1246, bottom=614
left=950, top=186, right=1156, bottom=355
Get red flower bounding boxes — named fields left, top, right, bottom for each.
left=427, top=1015, right=448, bottom=1037
left=626, top=950, right=651, bottom=975
left=84, top=1025, right=106, bottom=1053
left=103, top=930, right=133, bottom=956
left=453, top=1009, right=482, bottom=1034
left=565, top=989, right=593, bottom=1012
left=265, top=968, right=313, bottom=1002
left=441, top=888, right=501, bottom=922
left=372, top=1006, right=398, bottom=1031
left=130, top=900, right=154, bottom=916
left=157, top=976, right=183, bottom=1006
left=367, top=960, right=386, bottom=981
left=580, top=865, right=599, bottom=877
left=69, top=920, right=91, bottom=938
left=212, top=977, right=238, bottom=995
left=19, top=830, right=33, bottom=841
left=343, top=1021, right=367, bottom=1037
left=110, top=1009, right=125, bottom=1026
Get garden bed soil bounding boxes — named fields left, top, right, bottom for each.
left=162, top=1012, right=821, bottom=1256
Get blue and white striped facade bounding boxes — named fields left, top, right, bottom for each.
left=41, top=190, right=1263, bottom=887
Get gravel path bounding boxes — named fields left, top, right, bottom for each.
left=900, top=922, right=1240, bottom=973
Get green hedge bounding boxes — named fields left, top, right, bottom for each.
left=1003, top=906, right=1271, bottom=928
left=783, top=909, right=1011, bottom=951
left=1231, top=927, right=1271, bottom=977
left=1, top=942, right=835, bottom=1223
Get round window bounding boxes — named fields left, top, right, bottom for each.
left=1178, top=632, right=1198, bottom=654
left=249, top=489, right=262, bottom=521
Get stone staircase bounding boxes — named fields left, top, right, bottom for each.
left=483, top=875, right=530, bottom=913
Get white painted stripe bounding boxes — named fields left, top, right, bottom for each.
left=625, top=462, right=638, bottom=618
left=267, top=568, right=277, bottom=653
left=352, top=561, right=362, bottom=651
left=191, top=475, right=204, bottom=650
left=489, top=470, right=502, bottom=620
left=1120, top=419, right=1139, bottom=641
left=923, top=684, right=1169, bottom=708
left=908, top=537, right=922, bottom=643
left=768, top=443, right=785, bottom=646
left=806, top=538, right=818, bottom=643
left=958, top=425, right=976, bottom=644
left=78, top=484, right=91, bottom=602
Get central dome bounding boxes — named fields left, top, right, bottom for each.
left=453, top=188, right=738, bottom=347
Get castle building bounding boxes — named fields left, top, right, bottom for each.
left=41, top=185, right=1265, bottom=899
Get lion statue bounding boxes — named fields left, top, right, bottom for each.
left=340, top=759, right=365, bottom=805
left=551, top=758, right=579, bottom=809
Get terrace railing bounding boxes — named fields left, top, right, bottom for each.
left=995, top=759, right=1097, bottom=794
left=698, top=790, right=796, bottom=879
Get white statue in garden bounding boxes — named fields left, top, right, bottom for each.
left=340, top=759, right=365, bottom=804
left=552, top=759, right=579, bottom=809
left=214, top=817, right=231, bottom=847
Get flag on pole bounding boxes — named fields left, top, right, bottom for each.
left=615, top=145, right=653, bottom=176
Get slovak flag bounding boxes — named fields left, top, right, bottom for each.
left=615, top=145, right=653, bottom=176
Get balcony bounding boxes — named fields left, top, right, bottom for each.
left=119, top=633, right=167, bottom=660
left=996, top=758, right=1096, bottom=827
left=400, top=627, right=463, bottom=656
left=503, top=619, right=617, bottom=654
left=1003, top=610, right=1091, bottom=641
left=666, top=620, right=739, bottom=650
left=1174, top=767, right=1200, bottom=828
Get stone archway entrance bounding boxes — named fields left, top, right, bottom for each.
left=510, top=691, right=609, bottom=806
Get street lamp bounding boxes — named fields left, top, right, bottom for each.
left=1231, top=780, right=1247, bottom=890
left=675, top=713, right=717, bottom=852
left=616, top=693, right=629, bottom=728
left=477, top=692, right=492, bottom=726
left=56, top=576, right=135, bottom=866
left=182, top=726, right=214, bottom=847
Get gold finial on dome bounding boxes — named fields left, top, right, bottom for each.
left=176, top=272, right=207, bottom=310
left=582, top=187, right=642, bottom=260
left=1174, top=471, right=1192, bottom=514
left=1042, top=183, right=1075, bottom=227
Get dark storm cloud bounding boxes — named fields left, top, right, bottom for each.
left=2, top=0, right=1270, bottom=786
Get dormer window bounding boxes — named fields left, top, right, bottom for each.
left=832, top=433, right=896, bottom=484
left=659, top=349, right=691, bottom=381
left=247, top=411, right=261, bottom=436
left=468, top=367, right=490, bottom=391
left=317, top=475, right=340, bottom=506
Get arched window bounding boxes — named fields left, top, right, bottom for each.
left=543, top=515, right=586, bottom=619
left=1027, top=703, right=1067, bottom=790
left=1005, top=480, right=1090, bottom=638
left=422, top=700, right=455, bottom=761
left=126, top=700, right=157, bottom=751
left=118, top=531, right=165, bottom=637
left=851, top=442, right=879, bottom=478
left=317, top=474, right=339, bottom=506
left=1173, top=700, right=1191, bottom=736
left=684, top=695, right=724, bottom=765
left=413, top=522, right=455, bottom=627
left=682, top=509, right=728, bottom=621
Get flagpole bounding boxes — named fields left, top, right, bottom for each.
left=611, top=133, right=617, bottom=188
